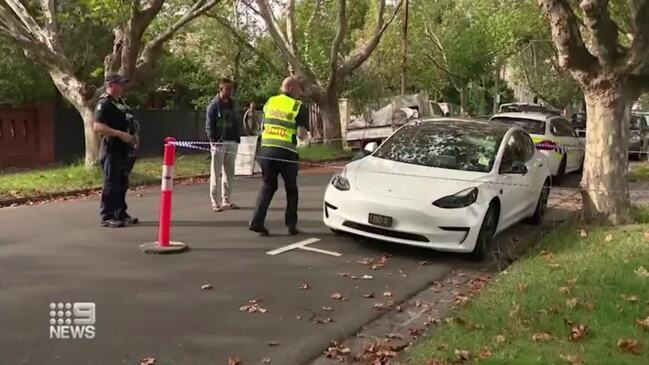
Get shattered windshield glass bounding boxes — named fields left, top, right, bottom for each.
left=373, top=120, right=506, bottom=173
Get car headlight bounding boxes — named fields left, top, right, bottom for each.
left=630, top=135, right=641, bottom=143
left=433, top=187, right=478, bottom=208
left=331, top=170, right=350, bottom=191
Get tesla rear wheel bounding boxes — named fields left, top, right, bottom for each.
left=469, top=205, right=497, bottom=262
left=527, top=180, right=550, bottom=225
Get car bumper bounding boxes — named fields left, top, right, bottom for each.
left=323, top=186, right=488, bottom=253
left=629, top=141, right=642, bottom=155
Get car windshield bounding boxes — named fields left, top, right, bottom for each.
left=372, top=120, right=505, bottom=173
left=491, top=116, right=545, bottom=135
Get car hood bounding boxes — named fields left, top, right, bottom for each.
left=351, top=156, right=492, bottom=201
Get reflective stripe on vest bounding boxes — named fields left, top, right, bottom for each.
left=262, top=94, right=301, bottom=153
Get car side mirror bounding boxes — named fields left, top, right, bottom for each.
left=501, top=161, right=527, bottom=175
left=364, top=142, right=379, bottom=154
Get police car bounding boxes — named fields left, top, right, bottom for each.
left=490, top=105, right=584, bottom=182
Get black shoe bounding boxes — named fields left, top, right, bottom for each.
left=101, top=219, right=125, bottom=228
left=288, top=227, right=301, bottom=236
left=249, top=225, right=269, bottom=236
left=121, top=214, right=139, bottom=225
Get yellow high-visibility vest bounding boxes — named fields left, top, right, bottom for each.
left=261, top=94, right=301, bottom=153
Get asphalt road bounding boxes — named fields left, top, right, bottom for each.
left=0, top=171, right=572, bottom=365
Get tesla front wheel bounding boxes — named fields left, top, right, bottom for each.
left=469, top=205, right=497, bottom=262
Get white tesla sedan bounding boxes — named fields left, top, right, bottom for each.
left=323, top=118, right=552, bottom=260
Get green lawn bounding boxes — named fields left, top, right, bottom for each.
left=630, top=162, right=649, bottom=182
left=408, top=208, right=649, bottom=365
left=0, top=154, right=210, bottom=200
left=298, top=144, right=353, bottom=162
left=0, top=144, right=351, bottom=200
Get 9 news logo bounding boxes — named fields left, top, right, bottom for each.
left=49, top=302, right=96, bottom=340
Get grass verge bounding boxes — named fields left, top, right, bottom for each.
left=408, top=208, right=649, bottom=365
left=298, top=144, right=353, bottom=162
left=629, top=162, right=649, bottom=182
left=0, top=154, right=210, bottom=200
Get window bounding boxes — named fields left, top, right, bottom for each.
left=491, top=116, right=545, bottom=135
left=631, top=116, right=647, bottom=130
left=500, top=131, right=533, bottom=171
left=550, top=118, right=575, bottom=137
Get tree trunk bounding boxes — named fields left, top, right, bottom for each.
left=49, top=68, right=101, bottom=167
left=317, top=91, right=342, bottom=143
left=459, top=85, right=467, bottom=116
left=580, top=84, right=632, bottom=225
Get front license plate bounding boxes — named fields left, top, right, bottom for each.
left=368, top=213, right=393, bottom=228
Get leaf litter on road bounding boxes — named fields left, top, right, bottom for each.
left=569, top=324, right=588, bottom=341
left=239, top=299, right=268, bottom=314
left=227, top=357, right=242, bottom=365
left=331, top=293, right=346, bottom=301
left=139, top=357, right=156, bottom=365
left=298, top=283, right=310, bottom=290
left=200, top=283, right=212, bottom=290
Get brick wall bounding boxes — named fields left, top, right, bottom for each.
left=0, top=102, right=56, bottom=169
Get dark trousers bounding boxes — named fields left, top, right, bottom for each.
left=100, top=154, right=135, bottom=221
left=251, top=158, right=299, bottom=229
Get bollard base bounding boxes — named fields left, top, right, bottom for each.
left=139, top=241, right=189, bottom=254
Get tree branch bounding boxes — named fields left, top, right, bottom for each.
left=580, top=0, right=623, bottom=66
left=328, top=0, right=347, bottom=88
left=337, top=0, right=404, bottom=78
left=625, top=0, right=649, bottom=75
left=254, top=0, right=318, bottom=87
left=136, top=0, right=220, bottom=82
left=206, top=11, right=283, bottom=75
left=424, top=53, right=464, bottom=83
left=3, top=0, right=49, bottom=46
left=39, top=0, right=58, bottom=45
left=538, top=0, right=598, bottom=76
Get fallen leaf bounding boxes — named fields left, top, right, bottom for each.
left=386, top=333, right=404, bottom=340
left=479, top=347, right=492, bottom=359
left=559, top=287, right=571, bottom=295
left=374, top=302, right=385, bottom=310
left=361, top=274, right=374, bottom=280
left=560, top=354, right=584, bottom=365
left=532, top=332, right=554, bottom=342
left=605, top=234, right=613, bottom=242
left=370, top=264, right=384, bottom=270
left=419, top=260, right=431, bottom=265
left=495, top=335, right=506, bottom=343
left=321, top=306, right=333, bottom=312
left=227, top=357, right=242, bottom=365
left=298, top=283, right=310, bottom=290
left=567, top=298, right=579, bottom=309
left=564, top=318, right=574, bottom=326
left=617, top=338, right=643, bottom=354
left=338, top=273, right=350, bottom=278
left=622, top=294, right=639, bottom=302
left=454, top=294, right=470, bottom=306
left=331, top=293, right=345, bottom=300
left=549, top=263, right=561, bottom=269
left=140, top=357, right=156, bottom=365
left=262, top=358, right=271, bottom=364
left=267, top=340, right=279, bottom=347
left=363, top=292, right=375, bottom=299
left=201, top=283, right=212, bottom=290
left=383, top=291, right=393, bottom=297
left=136, top=193, right=144, bottom=197
left=569, top=324, right=588, bottom=341
left=350, top=275, right=359, bottom=280
left=454, top=349, right=471, bottom=361
left=635, top=266, right=649, bottom=278
left=636, top=316, right=649, bottom=331
left=580, top=229, right=588, bottom=238
left=517, top=282, right=528, bottom=292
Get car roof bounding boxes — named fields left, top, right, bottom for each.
left=411, top=117, right=514, bottom=135
left=490, top=112, right=555, bottom=122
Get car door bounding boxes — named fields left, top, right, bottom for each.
left=550, top=117, right=581, bottom=171
left=496, top=130, right=539, bottom=229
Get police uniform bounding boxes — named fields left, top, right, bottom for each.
left=95, top=92, right=139, bottom=226
left=250, top=93, right=309, bottom=235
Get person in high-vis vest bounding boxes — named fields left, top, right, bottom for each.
left=250, top=77, right=309, bottom=236
left=93, top=74, right=140, bottom=228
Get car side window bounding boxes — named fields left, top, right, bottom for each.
left=551, top=118, right=576, bottom=137
left=501, top=131, right=532, bottom=170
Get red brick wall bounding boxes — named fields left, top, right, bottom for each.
left=0, top=102, right=56, bottom=169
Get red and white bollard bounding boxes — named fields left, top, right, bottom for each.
left=140, top=137, right=189, bottom=254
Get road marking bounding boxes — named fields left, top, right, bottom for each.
left=266, top=238, right=342, bottom=257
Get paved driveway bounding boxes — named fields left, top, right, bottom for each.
left=0, top=171, right=570, bottom=365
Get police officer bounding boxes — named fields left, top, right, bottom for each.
left=249, top=77, right=309, bottom=236
left=93, top=74, right=140, bottom=228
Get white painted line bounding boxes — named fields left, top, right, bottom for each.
left=266, top=238, right=321, bottom=256
left=299, top=245, right=342, bottom=257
